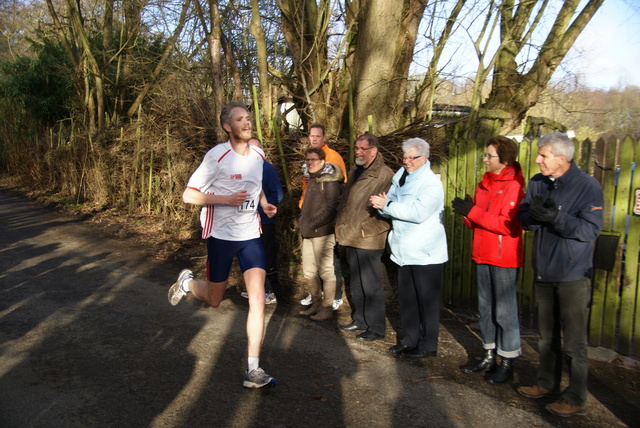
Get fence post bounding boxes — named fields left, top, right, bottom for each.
left=615, top=136, right=637, bottom=354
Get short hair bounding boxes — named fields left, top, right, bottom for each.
left=402, top=138, right=430, bottom=159
left=538, top=132, right=574, bottom=162
left=309, top=123, right=325, bottom=135
left=220, top=102, right=248, bottom=128
left=305, top=146, right=326, bottom=160
left=487, top=136, right=518, bottom=166
left=355, top=132, right=379, bottom=148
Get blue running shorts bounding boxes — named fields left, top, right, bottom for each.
left=206, top=237, right=266, bottom=283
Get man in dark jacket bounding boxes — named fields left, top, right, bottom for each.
left=516, top=132, right=604, bottom=417
left=249, top=137, right=284, bottom=303
left=335, top=133, right=393, bottom=342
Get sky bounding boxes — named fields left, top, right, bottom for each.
left=572, top=0, right=640, bottom=90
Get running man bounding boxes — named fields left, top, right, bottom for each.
left=168, top=102, right=277, bottom=389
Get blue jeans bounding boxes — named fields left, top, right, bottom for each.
left=476, top=264, right=521, bottom=358
left=535, top=278, right=591, bottom=406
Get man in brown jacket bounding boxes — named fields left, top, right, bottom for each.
left=335, top=133, right=394, bottom=341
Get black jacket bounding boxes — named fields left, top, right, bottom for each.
left=517, top=163, right=604, bottom=282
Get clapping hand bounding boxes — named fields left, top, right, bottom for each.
left=452, top=194, right=474, bottom=217
left=529, top=194, right=558, bottom=223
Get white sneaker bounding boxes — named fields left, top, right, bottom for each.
left=300, top=293, right=312, bottom=305
left=332, top=299, right=343, bottom=310
left=241, top=291, right=249, bottom=298
left=243, top=367, right=276, bottom=389
left=168, top=269, right=193, bottom=306
left=265, top=292, right=277, bottom=305
left=301, top=292, right=326, bottom=305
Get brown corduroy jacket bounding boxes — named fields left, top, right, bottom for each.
left=335, top=153, right=393, bottom=250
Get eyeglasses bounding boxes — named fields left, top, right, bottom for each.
left=354, top=146, right=374, bottom=152
left=483, top=154, right=499, bottom=159
left=305, top=158, right=322, bottom=162
left=402, top=155, right=423, bottom=162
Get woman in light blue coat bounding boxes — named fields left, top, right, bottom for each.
left=371, top=138, right=448, bottom=358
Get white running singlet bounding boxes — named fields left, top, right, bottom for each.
left=186, top=142, right=265, bottom=241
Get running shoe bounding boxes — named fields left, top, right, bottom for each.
left=243, top=367, right=276, bottom=389
left=241, top=291, right=276, bottom=304
left=265, top=292, right=277, bottom=305
left=300, top=293, right=312, bottom=305
left=168, top=269, right=193, bottom=306
left=333, top=299, right=343, bottom=310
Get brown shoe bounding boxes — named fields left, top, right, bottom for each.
left=299, top=301, right=321, bottom=316
left=545, top=399, right=587, bottom=417
left=310, top=306, right=333, bottom=321
left=517, top=384, right=556, bottom=399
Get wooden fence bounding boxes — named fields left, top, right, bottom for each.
left=439, top=135, right=640, bottom=357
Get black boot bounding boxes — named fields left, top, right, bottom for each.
left=461, top=349, right=495, bottom=374
left=486, top=357, right=513, bottom=384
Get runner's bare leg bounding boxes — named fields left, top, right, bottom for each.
left=243, top=267, right=266, bottom=358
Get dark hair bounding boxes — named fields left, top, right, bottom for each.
left=309, top=123, right=325, bottom=135
left=487, top=136, right=518, bottom=166
left=355, top=132, right=379, bottom=148
left=220, top=102, right=248, bottom=129
left=305, top=146, right=326, bottom=160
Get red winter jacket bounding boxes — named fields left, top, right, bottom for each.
left=463, top=163, right=525, bottom=268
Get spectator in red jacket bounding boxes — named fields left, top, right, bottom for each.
left=452, top=136, right=524, bottom=384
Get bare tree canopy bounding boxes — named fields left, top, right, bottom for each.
left=0, top=0, right=610, bottom=138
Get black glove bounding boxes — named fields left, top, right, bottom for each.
left=529, top=195, right=558, bottom=223
left=452, top=194, right=474, bottom=217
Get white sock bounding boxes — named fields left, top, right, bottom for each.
left=248, top=357, right=259, bottom=372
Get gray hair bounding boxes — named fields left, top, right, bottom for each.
left=538, top=132, right=574, bottom=162
left=402, top=138, right=430, bottom=159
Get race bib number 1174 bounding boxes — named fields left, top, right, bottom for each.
left=238, top=198, right=256, bottom=213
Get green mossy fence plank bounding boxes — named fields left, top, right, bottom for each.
left=521, top=138, right=540, bottom=327
left=461, top=139, right=479, bottom=307
left=590, top=138, right=608, bottom=344
left=441, top=153, right=454, bottom=305
left=617, top=136, right=637, bottom=354
left=577, top=138, right=592, bottom=173
left=630, top=140, right=640, bottom=356
left=601, top=137, right=620, bottom=349
left=451, top=138, right=469, bottom=306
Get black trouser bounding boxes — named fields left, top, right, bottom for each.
left=346, top=247, right=386, bottom=336
left=260, top=223, right=281, bottom=296
left=397, top=263, right=443, bottom=352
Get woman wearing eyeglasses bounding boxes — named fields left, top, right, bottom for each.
left=370, top=138, right=448, bottom=359
left=299, top=147, right=344, bottom=321
left=451, top=136, right=525, bottom=384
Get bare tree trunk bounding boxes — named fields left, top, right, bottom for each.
left=220, top=34, right=242, bottom=101
left=414, top=0, right=466, bottom=121
left=64, top=0, right=105, bottom=132
left=348, top=0, right=427, bottom=135
left=478, top=0, right=605, bottom=137
left=250, top=0, right=272, bottom=132
left=277, top=0, right=336, bottom=129
left=194, top=0, right=226, bottom=141
left=115, top=0, right=146, bottom=121
left=127, top=0, right=191, bottom=120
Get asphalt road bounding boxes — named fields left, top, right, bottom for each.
left=0, top=189, right=634, bottom=427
